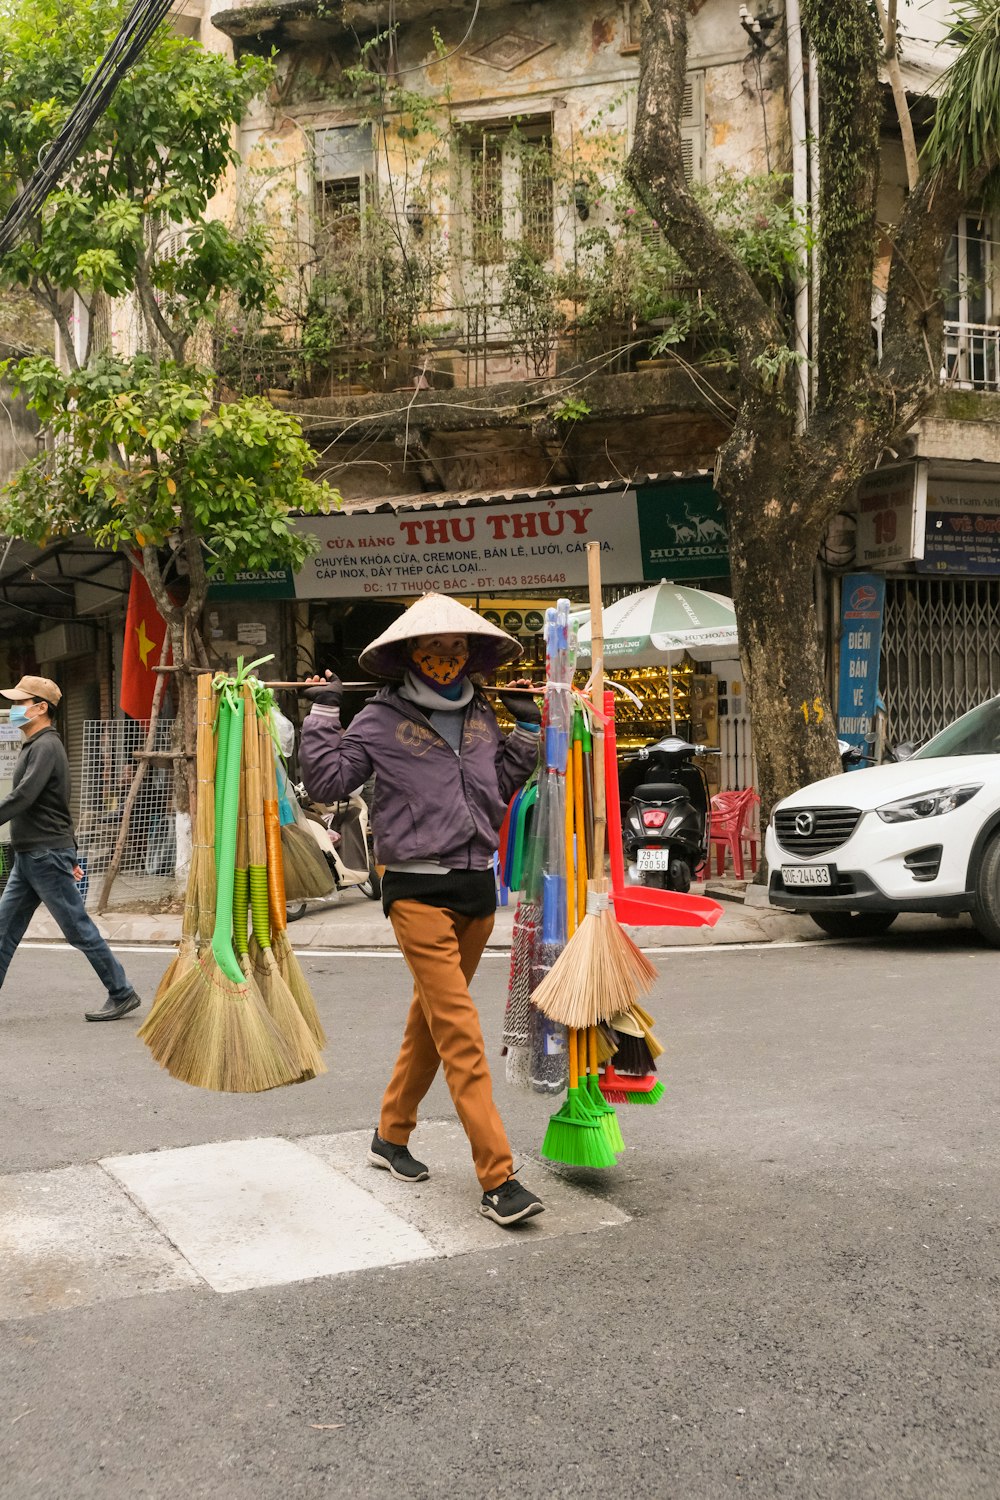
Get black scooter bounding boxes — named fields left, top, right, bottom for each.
left=619, top=736, right=717, bottom=892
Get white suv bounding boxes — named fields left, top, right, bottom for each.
left=765, top=695, right=1000, bottom=942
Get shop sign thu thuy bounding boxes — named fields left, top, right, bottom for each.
left=294, top=495, right=644, bottom=598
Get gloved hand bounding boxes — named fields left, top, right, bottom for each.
left=302, top=672, right=343, bottom=708
left=498, top=679, right=542, bottom=726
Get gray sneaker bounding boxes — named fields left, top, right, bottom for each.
left=368, top=1131, right=429, bottom=1182
left=480, top=1178, right=545, bottom=1227
left=85, top=992, right=141, bottom=1022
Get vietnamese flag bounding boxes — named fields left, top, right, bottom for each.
left=120, top=568, right=170, bottom=719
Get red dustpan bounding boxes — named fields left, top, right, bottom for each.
left=603, top=691, right=723, bottom=930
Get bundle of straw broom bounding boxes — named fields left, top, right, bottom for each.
left=257, top=708, right=327, bottom=1049
left=140, top=668, right=301, bottom=1092
left=540, top=606, right=624, bottom=1169
left=532, top=542, right=657, bottom=1032
left=145, top=672, right=215, bottom=1007
left=242, top=684, right=325, bottom=1081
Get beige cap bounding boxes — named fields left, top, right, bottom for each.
left=1, top=674, right=62, bottom=707
left=359, top=592, right=523, bottom=679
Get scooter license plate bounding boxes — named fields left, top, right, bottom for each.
left=637, top=848, right=672, bottom=872
left=781, top=863, right=834, bottom=887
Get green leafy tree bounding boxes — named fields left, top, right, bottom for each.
left=0, top=0, right=339, bottom=816
left=628, top=0, right=1000, bottom=825
left=0, top=0, right=272, bottom=363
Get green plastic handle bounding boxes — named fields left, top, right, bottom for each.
left=233, top=867, right=250, bottom=957
left=510, top=781, right=538, bottom=893
left=248, top=865, right=272, bottom=951
left=214, top=691, right=230, bottom=875
left=212, top=696, right=246, bottom=985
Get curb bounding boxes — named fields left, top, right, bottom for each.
left=26, top=906, right=819, bottom=952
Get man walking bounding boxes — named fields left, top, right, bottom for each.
left=0, top=675, right=142, bottom=1021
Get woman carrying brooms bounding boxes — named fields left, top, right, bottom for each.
left=300, top=593, right=545, bottom=1227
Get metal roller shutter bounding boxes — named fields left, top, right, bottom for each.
left=882, top=577, right=1000, bottom=747
left=59, top=657, right=100, bottom=823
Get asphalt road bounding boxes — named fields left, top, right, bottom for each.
left=2, top=925, right=999, bottom=1500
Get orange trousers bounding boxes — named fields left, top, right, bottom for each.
left=381, top=900, right=514, bottom=1192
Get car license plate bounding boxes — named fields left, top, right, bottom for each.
left=637, top=848, right=671, bottom=871
left=782, top=864, right=834, bottom=887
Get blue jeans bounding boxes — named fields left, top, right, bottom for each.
left=0, top=849, right=133, bottom=1001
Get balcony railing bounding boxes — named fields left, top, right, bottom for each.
left=872, top=308, right=1000, bottom=396
left=217, top=301, right=690, bottom=400
left=942, top=321, right=1000, bottom=392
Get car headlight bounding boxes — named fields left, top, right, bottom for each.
left=876, top=784, right=982, bottom=823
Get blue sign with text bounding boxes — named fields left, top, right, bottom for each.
left=837, top=573, right=885, bottom=767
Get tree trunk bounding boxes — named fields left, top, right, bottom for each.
left=138, top=527, right=208, bottom=896
left=727, top=487, right=840, bottom=827
left=626, top=0, right=983, bottom=831
left=874, top=0, right=920, bottom=192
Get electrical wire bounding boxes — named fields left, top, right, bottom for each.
left=0, top=0, right=175, bottom=258
left=381, top=0, right=481, bottom=79
left=750, top=49, right=773, bottom=175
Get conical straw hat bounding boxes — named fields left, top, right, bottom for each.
left=359, top=592, right=523, bottom=678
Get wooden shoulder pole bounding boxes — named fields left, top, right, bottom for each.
left=586, top=541, right=606, bottom=892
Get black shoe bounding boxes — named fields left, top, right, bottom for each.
left=480, top=1178, right=545, bottom=1227
left=85, top=992, right=141, bottom=1023
left=368, top=1131, right=429, bottom=1182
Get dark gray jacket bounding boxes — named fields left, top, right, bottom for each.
left=0, top=727, right=76, bottom=852
left=300, top=688, right=537, bottom=870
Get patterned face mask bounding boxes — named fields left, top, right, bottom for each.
left=410, top=645, right=470, bottom=686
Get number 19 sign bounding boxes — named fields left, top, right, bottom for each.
left=855, top=461, right=927, bottom=567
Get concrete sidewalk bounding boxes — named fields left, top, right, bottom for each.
left=25, top=880, right=821, bottom=949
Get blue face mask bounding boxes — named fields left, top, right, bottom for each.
left=8, top=704, right=30, bottom=727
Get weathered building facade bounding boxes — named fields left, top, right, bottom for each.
left=208, top=0, right=782, bottom=500
left=7, top=0, right=1000, bottom=791
left=196, top=0, right=793, bottom=769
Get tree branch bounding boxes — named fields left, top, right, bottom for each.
left=134, top=238, right=187, bottom=363
left=140, top=543, right=182, bottom=628
left=879, top=164, right=988, bottom=440
left=801, top=0, right=883, bottom=405
left=179, top=501, right=208, bottom=622
left=39, top=278, right=79, bottom=373
left=875, top=0, right=920, bottom=191
left=626, top=0, right=782, bottom=387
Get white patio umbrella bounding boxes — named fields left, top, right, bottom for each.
left=575, top=581, right=739, bottom=731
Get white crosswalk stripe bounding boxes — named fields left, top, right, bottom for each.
left=0, top=1122, right=629, bottom=1320
left=103, top=1136, right=437, bottom=1293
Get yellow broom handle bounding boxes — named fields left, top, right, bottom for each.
left=260, top=716, right=290, bottom=936
left=586, top=542, right=606, bottom=888
left=568, top=1027, right=578, bottom=1091
left=564, top=744, right=575, bottom=939
left=588, top=1025, right=598, bottom=1079
left=573, top=735, right=587, bottom=926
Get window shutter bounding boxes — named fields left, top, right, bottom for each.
left=313, top=125, right=374, bottom=181
left=680, top=72, right=705, bottom=184
left=161, top=226, right=188, bottom=261
left=621, top=0, right=641, bottom=52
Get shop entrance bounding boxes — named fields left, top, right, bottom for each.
left=883, top=576, right=1000, bottom=747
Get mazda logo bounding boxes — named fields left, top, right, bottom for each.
left=794, top=811, right=816, bottom=837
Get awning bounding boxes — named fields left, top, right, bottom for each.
left=333, top=470, right=712, bottom=515
left=879, top=36, right=958, bottom=100
left=0, top=536, right=128, bottom=637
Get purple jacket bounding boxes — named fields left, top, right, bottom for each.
left=299, top=688, right=538, bottom=870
